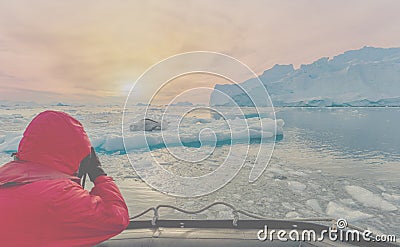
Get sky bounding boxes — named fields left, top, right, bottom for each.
left=0, top=0, right=400, bottom=104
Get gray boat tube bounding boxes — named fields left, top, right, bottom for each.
left=98, top=202, right=398, bottom=247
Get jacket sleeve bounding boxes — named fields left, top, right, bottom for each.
left=49, top=176, right=130, bottom=246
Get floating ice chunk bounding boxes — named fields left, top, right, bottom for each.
left=285, top=211, right=301, bottom=218
left=287, top=181, right=307, bottom=193
left=339, top=198, right=357, bottom=207
left=91, top=119, right=109, bottom=124
left=268, top=167, right=286, bottom=175
left=12, top=118, right=25, bottom=124
left=90, top=135, right=106, bottom=149
left=326, top=201, right=372, bottom=221
left=57, top=115, right=284, bottom=154
left=382, top=193, right=400, bottom=204
left=364, top=227, right=386, bottom=236
left=287, top=170, right=306, bottom=176
left=282, top=202, right=295, bottom=210
left=376, top=185, right=386, bottom=192
left=130, top=118, right=164, bottom=132
left=0, top=132, right=22, bottom=152
left=102, top=134, right=125, bottom=152
left=345, top=185, right=397, bottom=211
left=306, top=199, right=323, bottom=213
left=119, top=117, right=284, bottom=152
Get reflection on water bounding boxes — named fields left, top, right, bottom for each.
left=278, top=107, right=400, bottom=159
left=275, top=107, right=400, bottom=183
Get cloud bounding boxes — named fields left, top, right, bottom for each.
left=0, top=0, right=400, bottom=103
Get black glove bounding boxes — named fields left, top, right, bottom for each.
left=78, top=147, right=107, bottom=182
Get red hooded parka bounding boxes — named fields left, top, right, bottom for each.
left=0, top=110, right=129, bottom=246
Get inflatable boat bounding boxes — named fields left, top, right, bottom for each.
left=98, top=202, right=398, bottom=247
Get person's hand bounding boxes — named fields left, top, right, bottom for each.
left=78, top=147, right=107, bottom=182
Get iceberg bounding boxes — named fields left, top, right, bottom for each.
left=0, top=107, right=283, bottom=155
left=210, top=47, right=400, bottom=107
left=122, top=117, right=283, bottom=153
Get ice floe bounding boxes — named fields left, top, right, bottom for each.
left=285, top=211, right=301, bottom=218
left=287, top=181, right=307, bottom=193
left=326, top=201, right=373, bottom=221
left=381, top=193, right=400, bottom=204
left=306, top=199, right=323, bottom=213
left=345, top=185, right=397, bottom=211
left=0, top=114, right=284, bottom=154
left=0, top=131, right=22, bottom=153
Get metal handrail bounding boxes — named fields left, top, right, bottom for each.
left=129, top=201, right=370, bottom=234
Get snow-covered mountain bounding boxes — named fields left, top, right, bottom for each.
left=210, top=47, right=400, bottom=107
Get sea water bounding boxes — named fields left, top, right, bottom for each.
left=0, top=106, right=399, bottom=236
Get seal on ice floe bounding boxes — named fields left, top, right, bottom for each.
left=130, top=118, right=162, bottom=132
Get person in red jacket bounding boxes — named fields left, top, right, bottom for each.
left=0, top=110, right=129, bottom=247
